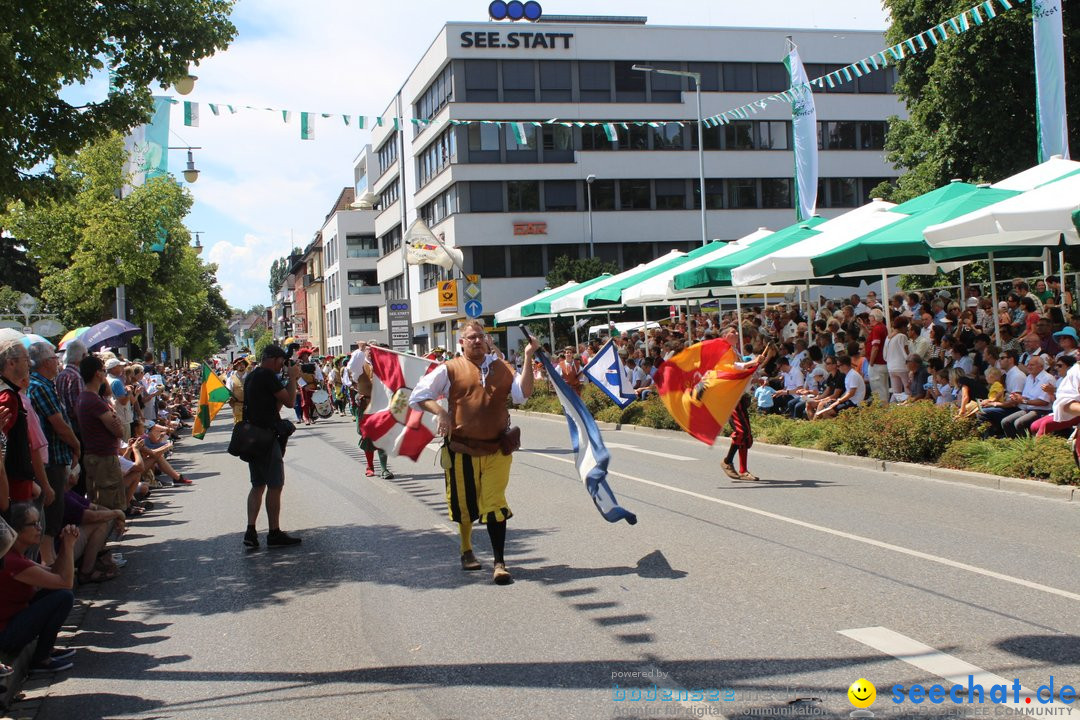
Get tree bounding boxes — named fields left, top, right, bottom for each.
left=0, top=0, right=237, bottom=205
left=268, top=253, right=298, bottom=297
left=877, top=0, right=1080, bottom=202
left=546, top=255, right=618, bottom=287
left=0, top=237, right=41, bottom=297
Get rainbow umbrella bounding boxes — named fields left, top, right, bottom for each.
left=58, top=327, right=89, bottom=349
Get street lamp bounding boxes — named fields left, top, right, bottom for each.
left=632, top=65, right=708, bottom=246
left=191, top=231, right=204, bottom=255
left=173, top=74, right=198, bottom=95
left=585, top=174, right=596, bottom=259
left=168, top=146, right=202, bottom=183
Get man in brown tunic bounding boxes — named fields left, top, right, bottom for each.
left=409, top=320, right=538, bottom=585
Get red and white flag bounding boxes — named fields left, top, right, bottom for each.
left=359, top=347, right=439, bottom=461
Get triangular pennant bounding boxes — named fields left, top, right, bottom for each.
left=209, top=103, right=220, bottom=116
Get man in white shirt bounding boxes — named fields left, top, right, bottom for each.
left=772, top=356, right=804, bottom=415
left=1000, top=355, right=1055, bottom=437
left=978, top=349, right=1028, bottom=435
left=814, top=355, right=865, bottom=419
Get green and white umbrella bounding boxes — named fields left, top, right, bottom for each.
left=494, top=281, right=577, bottom=325
left=549, top=251, right=686, bottom=314
left=514, top=274, right=613, bottom=320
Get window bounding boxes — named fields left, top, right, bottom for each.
left=504, top=124, right=538, bottom=162
left=649, top=63, right=683, bottom=103
left=858, top=121, right=887, bottom=150
left=422, top=263, right=448, bottom=290
left=377, top=134, right=398, bottom=176
left=579, top=61, right=611, bottom=102
left=349, top=307, right=379, bottom=333
left=759, top=121, right=789, bottom=150
left=383, top=274, right=405, bottom=300
left=377, top=182, right=399, bottom=212
left=472, top=246, right=507, bottom=277
left=614, top=61, right=646, bottom=103
left=723, top=63, right=755, bottom=91
left=502, top=60, right=536, bottom=102
left=858, top=67, right=895, bottom=94
left=617, top=124, right=649, bottom=151
left=420, top=186, right=459, bottom=226
left=581, top=124, right=614, bottom=151
left=654, top=179, right=687, bottom=210
left=417, top=128, right=456, bottom=187
left=724, top=121, right=754, bottom=150
left=467, top=123, right=500, bottom=163
left=542, top=125, right=574, bottom=162
left=807, top=64, right=855, bottom=94
left=325, top=235, right=336, bottom=268
left=623, top=242, right=655, bottom=268
left=589, top=179, right=616, bottom=210
left=347, top=270, right=379, bottom=295
left=544, top=180, right=577, bottom=211
left=861, top=177, right=893, bottom=203
left=345, top=234, right=378, bottom=258
left=539, top=61, right=572, bottom=102
left=821, top=177, right=858, bottom=208
left=727, top=179, right=758, bottom=209
left=619, top=179, right=651, bottom=210
left=692, top=179, right=724, bottom=210
left=469, top=181, right=503, bottom=212
left=507, top=180, right=540, bottom=212
left=546, top=244, right=581, bottom=272
left=509, top=245, right=543, bottom=276
left=414, top=64, right=453, bottom=124
left=597, top=243, right=620, bottom=268
left=820, top=121, right=857, bottom=150
left=379, top=225, right=401, bottom=256
left=687, top=62, right=720, bottom=91
left=464, top=60, right=498, bottom=102
left=652, top=123, right=684, bottom=150
left=756, top=63, right=789, bottom=91
left=691, top=125, right=722, bottom=151
left=761, top=178, right=793, bottom=208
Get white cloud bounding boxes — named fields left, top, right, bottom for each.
left=207, top=232, right=295, bottom=310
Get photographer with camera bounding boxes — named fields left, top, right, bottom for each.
left=241, top=345, right=302, bottom=549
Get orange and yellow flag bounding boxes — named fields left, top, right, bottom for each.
left=656, top=338, right=756, bottom=445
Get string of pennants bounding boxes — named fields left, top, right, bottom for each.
left=178, top=0, right=1025, bottom=140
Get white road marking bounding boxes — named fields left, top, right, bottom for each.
left=606, top=442, right=691, bottom=461
left=839, top=626, right=1077, bottom=714
left=527, top=451, right=1080, bottom=603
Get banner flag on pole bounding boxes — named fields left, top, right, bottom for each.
left=183, top=101, right=199, bottom=127
left=358, top=347, right=439, bottom=461
left=404, top=218, right=464, bottom=271
left=1033, top=0, right=1070, bottom=161
left=300, top=112, right=315, bottom=140
left=192, top=363, right=231, bottom=439
left=583, top=340, right=636, bottom=409
left=784, top=38, right=819, bottom=222
left=121, top=96, right=171, bottom=196
left=537, top=351, right=637, bottom=525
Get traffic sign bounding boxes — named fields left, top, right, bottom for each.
left=464, top=299, right=483, bottom=318
left=438, top=280, right=458, bottom=313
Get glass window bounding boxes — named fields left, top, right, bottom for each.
left=539, top=61, right=572, bottom=102
left=649, top=63, right=683, bottom=103
left=467, top=123, right=501, bottom=163
left=596, top=243, right=620, bottom=268
left=691, top=124, right=722, bottom=151
left=809, top=64, right=855, bottom=94
left=858, top=121, right=887, bottom=150
left=857, top=67, right=887, bottom=93
left=414, top=64, right=453, bottom=123
left=761, top=178, right=793, bottom=208
left=825, top=177, right=858, bottom=207
left=346, top=234, right=378, bottom=258
left=546, top=244, right=581, bottom=271
left=502, top=60, right=536, bottom=102
left=619, top=179, right=651, bottom=210
left=473, top=246, right=507, bottom=277
left=379, top=225, right=401, bottom=256
left=692, top=179, right=724, bottom=210
left=861, top=177, right=893, bottom=203
left=383, top=274, right=405, bottom=300
left=509, top=245, right=544, bottom=276
left=756, top=63, right=789, bottom=91
left=377, top=134, right=398, bottom=177
left=464, top=60, right=498, bottom=102
left=589, top=179, right=616, bottom=210
left=581, top=124, right=615, bottom=151
left=349, top=307, right=379, bottom=332
left=759, top=121, right=789, bottom=150
left=579, top=61, right=611, bottom=102
left=724, top=121, right=754, bottom=150
left=469, top=181, right=503, bottom=212
left=652, top=123, right=684, bottom=150
left=421, top=263, right=449, bottom=291
left=727, top=179, right=758, bottom=209
left=654, top=179, right=686, bottom=210
left=687, top=62, right=720, bottom=91
left=614, top=61, right=646, bottom=103
left=617, top=124, right=649, bottom=151
left=820, top=121, right=857, bottom=150
left=723, top=63, right=754, bottom=91
left=544, top=180, right=577, bottom=211
left=623, top=242, right=655, bottom=268
left=542, top=125, right=574, bottom=163
left=505, top=124, right=538, bottom=162
left=507, top=180, right=540, bottom=212
left=347, top=270, right=379, bottom=295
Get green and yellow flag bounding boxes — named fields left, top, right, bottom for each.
left=193, top=363, right=232, bottom=439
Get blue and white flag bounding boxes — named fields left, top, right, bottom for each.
left=1032, top=0, right=1070, bottom=161
left=583, top=340, right=636, bottom=409
left=784, top=38, right=818, bottom=222
left=537, top=350, right=637, bottom=525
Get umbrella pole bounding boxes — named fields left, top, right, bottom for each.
left=573, top=315, right=579, bottom=350
left=806, top=279, right=814, bottom=344
left=881, top=271, right=891, bottom=334
left=1060, top=251, right=1067, bottom=309
left=548, top=317, right=555, bottom=350
left=989, top=253, right=1001, bottom=348
left=958, top=265, right=966, bottom=308
left=735, top=288, right=744, bottom=353
left=641, top=305, right=648, bottom=344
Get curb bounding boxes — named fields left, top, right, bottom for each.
left=512, top=409, right=1079, bottom=503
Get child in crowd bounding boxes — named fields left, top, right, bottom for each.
left=753, top=376, right=778, bottom=414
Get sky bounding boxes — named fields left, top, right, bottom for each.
left=145, top=0, right=891, bottom=311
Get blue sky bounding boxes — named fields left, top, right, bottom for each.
left=130, top=0, right=891, bottom=310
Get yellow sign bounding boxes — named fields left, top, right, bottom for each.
left=438, top=280, right=458, bottom=313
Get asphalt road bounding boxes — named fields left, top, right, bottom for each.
left=29, top=408, right=1080, bottom=720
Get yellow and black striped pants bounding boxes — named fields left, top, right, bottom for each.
left=442, top=447, right=513, bottom=524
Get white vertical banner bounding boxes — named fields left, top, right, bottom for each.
left=1033, top=0, right=1070, bottom=161
left=784, top=38, right=818, bottom=222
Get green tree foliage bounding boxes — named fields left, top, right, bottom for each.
left=0, top=0, right=237, bottom=204
left=268, top=254, right=297, bottom=297
left=252, top=328, right=274, bottom=359
left=1, top=133, right=228, bottom=355
left=0, top=237, right=41, bottom=296
left=545, top=255, right=618, bottom=287
left=878, top=0, right=1080, bottom=202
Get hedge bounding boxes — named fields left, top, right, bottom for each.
left=518, top=378, right=1080, bottom=485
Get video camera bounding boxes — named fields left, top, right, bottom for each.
left=284, top=341, right=302, bottom=367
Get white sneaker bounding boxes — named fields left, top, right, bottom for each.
left=158, top=477, right=174, bottom=487
left=111, top=553, right=127, bottom=568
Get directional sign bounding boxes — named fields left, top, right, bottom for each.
left=464, top=299, right=483, bottom=318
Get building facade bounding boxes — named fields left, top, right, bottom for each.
left=366, top=16, right=905, bottom=353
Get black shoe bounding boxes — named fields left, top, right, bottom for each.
left=50, top=648, right=76, bottom=661
left=267, top=530, right=301, bottom=547
left=242, top=529, right=259, bottom=549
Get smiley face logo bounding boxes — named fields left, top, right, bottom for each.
left=848, top=679, right=876, bottom=708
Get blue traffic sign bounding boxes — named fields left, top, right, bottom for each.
left=464, top=299, right=483, bottom=318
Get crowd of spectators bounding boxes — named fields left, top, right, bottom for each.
left=0, top=329, right=198, bottom=679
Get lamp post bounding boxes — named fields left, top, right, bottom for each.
left=585, top=174, right=596, bottom=259
left=191, top=231, right=204, bottom=255
left=167, top=146, right=202, bottom=183
left=632, top=65, right=707, bottom=246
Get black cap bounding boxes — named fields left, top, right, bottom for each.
left=262, top=344, right=288, bottom=360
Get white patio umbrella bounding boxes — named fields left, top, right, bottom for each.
left=494, top=281, right=577, bottom=325
left=548, top=250, right=686, bottom=315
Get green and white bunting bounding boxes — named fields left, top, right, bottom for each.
left=301, top=112, right=315, bottom=140
left=183, top=101, right=199, bottom=128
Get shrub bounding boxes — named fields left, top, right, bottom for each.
left=816, top=401, right=980, bottom=463
left=581, top=384, right=613, bottom=417
left=638, top=396, right=681, bottom=430
left=596, top=405, right=625, bottom=424
left=940, top=436, right=1080, bottom=485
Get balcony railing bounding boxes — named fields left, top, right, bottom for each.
left=350, top=322, right=380, bottom=332
left=346, top=248, right=380, bottom=258
left=348, top=285, right=382, bottom=295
